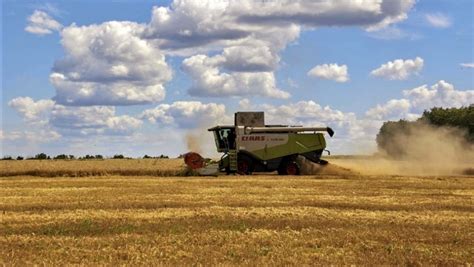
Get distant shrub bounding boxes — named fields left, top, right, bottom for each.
left=53, top=154, right=78, bottom=160
left=113, top=154, right=125, bottom=159
left=16, top=156, right=24, bottom=160
left=2, top=156, right=13, bottom=160
left=54, top=154, right=68, bottom=160
left=143, top=154, right=169, bottom=159
left=34, top=153, right=49, bottom=160
left=78, top=154, right=104, bottom=160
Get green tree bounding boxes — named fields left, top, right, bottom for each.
left=54, top=154, right=68, bottom=160
left=34, top=153, right=48, bottom=160
left=376, top=119, right=415, bottom=158
left=421, top=106, right=473, bottom=141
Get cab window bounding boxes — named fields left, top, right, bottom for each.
left=214, top=128, right=236, bottom=150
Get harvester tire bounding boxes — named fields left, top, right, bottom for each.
left=278, top=161, right=300, bottom=175
left=237, top=155, right=253, bottom=175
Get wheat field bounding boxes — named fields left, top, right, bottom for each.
left=0, top=159, right=186, bottom=177
left=1, top=159, right=473, bottom=265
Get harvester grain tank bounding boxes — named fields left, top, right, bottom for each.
left=184, top=112, right=334, bottom=175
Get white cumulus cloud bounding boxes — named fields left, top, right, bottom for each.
left=365, top=99, right=415, bottom=120
left=403, top=80, right=474, bottom=112
left=460, top=63, right=474, bottom=69
left=261, top=100, right=352, bottom=124
left=371, top=57, right=424, bottom=80
left=425, top=13, right=452, bottom=28
left=140, top=101, right=229, bottom=128
left=146, top=0, right=415, bottom=50
left=50, top=105, right=143, bottom=136
left=51, top=21, right=172, bottom=106
left=9, top=97, right=143, bottom=136
left=0, top=129, right=61, bottom=143
left=8, top=97, right=55, bottom=123
left=221, top=45, right=280, bottom=72
left=307, top=64, right=349, bottom=83
left=366, top=80, right=473, bottom=120
left=182, top=54, right=290, bottom=99
left=25, top=10, right=62, bottom=35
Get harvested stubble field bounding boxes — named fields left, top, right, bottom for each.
left=1, top=159, right=473, bottom=265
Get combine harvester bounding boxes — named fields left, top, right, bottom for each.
left=184, top=112, right=334, bottom=175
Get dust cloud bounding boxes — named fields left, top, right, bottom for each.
left=297, top=157, right=358, bottom=176
left=184, top=128, right=221, bottom=158
left=185, top=131, right=203, bottom=154
left=330, top=123, right=474, bottom=176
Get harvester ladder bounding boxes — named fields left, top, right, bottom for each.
left=228, top=150, right=238, bottom=172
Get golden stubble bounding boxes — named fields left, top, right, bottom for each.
left=1, top=171, right=473, bottom=265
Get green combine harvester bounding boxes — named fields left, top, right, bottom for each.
left=184, top=112, right=334, bottom=175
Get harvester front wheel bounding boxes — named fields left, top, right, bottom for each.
left=237, top=156, right=253, bottom=175
left=278, top=161, right=300, bottom=175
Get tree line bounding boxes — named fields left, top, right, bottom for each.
left=1, top=154, right=170, bottom=160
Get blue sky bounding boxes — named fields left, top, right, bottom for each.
left=1, top=0, right=473, bottom=157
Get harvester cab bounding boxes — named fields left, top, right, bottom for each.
left=211, top=126, right=236, bottom=152
left=184, top=112, right=334, bottom=175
